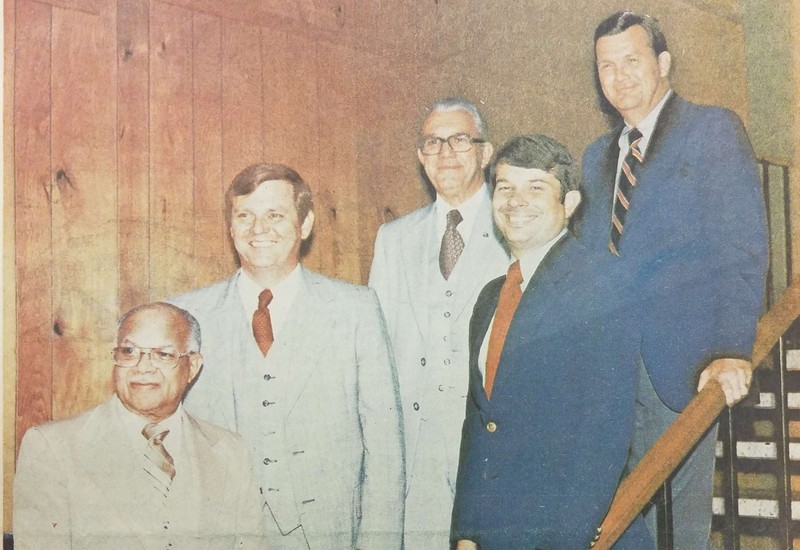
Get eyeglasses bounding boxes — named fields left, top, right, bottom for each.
left=112, top=346, right=193, bottom=370
left=418, top=133, right=486, bottom=156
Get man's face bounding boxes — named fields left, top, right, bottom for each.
left=492, top=163, right=581, bottom=258
left=417, top=109, right=493, bottom=206
left=114, top=308, right=201, bottom=423
left=229, top=180, right=313, bottom=277
left=595, top=25, right=671, bottom=126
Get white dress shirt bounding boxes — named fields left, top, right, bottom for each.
left=237, top=265, right=302, bottom=342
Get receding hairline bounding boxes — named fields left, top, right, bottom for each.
left=117, top=302, right=201, bottom=353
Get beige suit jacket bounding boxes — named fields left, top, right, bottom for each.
left=13, top=397, right=265, bottom=550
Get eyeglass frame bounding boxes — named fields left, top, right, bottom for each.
left=417, top=133, right=487, bottom=156
left=111, top=345, right=195, bottom=370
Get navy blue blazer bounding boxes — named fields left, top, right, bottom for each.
left=580, top=95, right=768, bottom=411
left=451, top=235, right=651, bottom=549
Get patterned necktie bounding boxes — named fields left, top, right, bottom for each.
left=484, top=261, right=523, bottom=399
left=439, top=209, right=465, bottom=280
left=252, top=289, right=274, bottom=356
left=142, top=423, right=175, bottom=499
left=609, top=128, right=644, bottom=255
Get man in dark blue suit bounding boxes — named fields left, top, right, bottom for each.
left=580, top=12, right=768, bottom=549
left=451, top=134, right=651, bottom=549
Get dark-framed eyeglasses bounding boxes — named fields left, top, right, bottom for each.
left=418, top=133, right=486, bottom=156
left=112, top=346, right=193, bottom=370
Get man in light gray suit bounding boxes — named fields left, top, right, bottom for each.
left=369, top=98, right=509, bottom=548
left=169, top=163, right=404, bottom=549
left=14, top=302, right=265, bottom=550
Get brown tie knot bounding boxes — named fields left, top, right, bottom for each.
left=258, top=289, right=274, bottom=309
left=142, top=422, right=169, bottom=442
left=447, top=209, right=463, bottom=227
left=506, top=260, right=523, bottom=286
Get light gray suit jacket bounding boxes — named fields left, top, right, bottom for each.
left=169, top=267, right=405, bottom=549
left=369, top=190, right=509, bottom=517
left=13, top=398, right=265, bottom=550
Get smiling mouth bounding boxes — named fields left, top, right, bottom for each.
left=250, top=240, right=276, bottom=248
left=505, top=213, right=538, bottom=226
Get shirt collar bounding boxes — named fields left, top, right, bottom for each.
left=237, top=264, right=302, bottom=314
left=113, top=394, right=184, bottom=447
left=618, top=89, right=673, bottom=156
left=434, top=182, right=490, bottom=239
left=516, top=228, right=567, bottom=289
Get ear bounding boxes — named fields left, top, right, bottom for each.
left=479, top=141, right=494, bottom=169
left=300, top=211, right=315, bottom=240
left=417, top=148, right=425, bottom=165
left=564, top=190, right=582, bottom=219
left=657, top=51, right=672, bottom=78
left=188, top=353, right=203, bottom=384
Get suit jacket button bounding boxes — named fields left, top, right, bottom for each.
left=486, top=422, right=497, bottom=433
left=413, top=402, right=420, bottom=411
left=420, top=358, right=426, bottom=366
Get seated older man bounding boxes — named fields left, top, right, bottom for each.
left=13, top=302, right=265, bottom=550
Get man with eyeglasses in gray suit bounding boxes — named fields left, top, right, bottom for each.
left=370, top=97, right=510, bottom=548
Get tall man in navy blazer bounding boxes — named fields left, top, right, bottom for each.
left=581, top=12, right=768, bottom=548
left=370, top=98, right=509, bottom=547
left=452, top=134, right=650, bottom=549
left=169, top=163, right=404, bottom=549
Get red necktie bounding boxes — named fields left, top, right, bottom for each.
left=609, top=128, right=644, bottom=255
left=484, top=261, right=523, bottom=399
left=252, top=289, right=274, bottom=356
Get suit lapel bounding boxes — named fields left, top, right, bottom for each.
left=185, top=413, right=230, bottom=533
left=268, top=267, right=332, bottom=416
left=401, top=205, right=436, bottom=342
left=492, top=235, right=577, bottom=394
left=469, top=277, right=503, bottom=408
left=80, top=399, right=150, bottom=547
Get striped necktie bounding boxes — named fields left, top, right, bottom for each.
left=142, top=423, right=176, bottom=499
left=609, top=128, right=644, bottom=255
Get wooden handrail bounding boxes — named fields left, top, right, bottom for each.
left=592, top=278, right=800, bottom=549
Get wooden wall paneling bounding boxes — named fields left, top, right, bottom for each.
left=315, top=42, right=360, bottom=283
left=4, top=0, right=18, bottom=532
left=192, top=11, right=232, bottom=286
left=260, top=29, right=321, bottom=269
left=49, top=3, right=119, bottom=419
left=149, top=1, right=195, bottom=299
left=118, top=0, right=151, bottom=312
left=14, top=0, right=54, bottom=447
left=221, top=18, right=264, bottom=188
left=352, top=57, right=426, bottom=285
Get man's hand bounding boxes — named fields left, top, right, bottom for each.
left=456, top=540, right=478, bottom=550
left=697, top=357, right=753, bottom=407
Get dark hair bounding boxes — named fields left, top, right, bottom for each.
left=224, top=163, right=313, bottom=226
left=491, top=134, right=580, bottom=201
left=592, top=12, right=669, bottom=119
left=423, top=97, right=488, bottom=140
left=117, top=302, right=202, bottom=353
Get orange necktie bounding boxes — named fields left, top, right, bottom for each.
left=484, top=261, right=523, bottom=399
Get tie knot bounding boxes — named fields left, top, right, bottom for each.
left=258, top=289, right=273, bottom=309
left=446, top=209, right=463, bottom=228
left=506, top=260, right=523, bottom=286
left=628, top=128, right=643, bottom=148
left=142, top=422, right=169, bottom=442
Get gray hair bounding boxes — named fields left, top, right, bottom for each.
left=117, top=302, right=201, bottom=353
left=427, top=97, right=488, bottom=139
